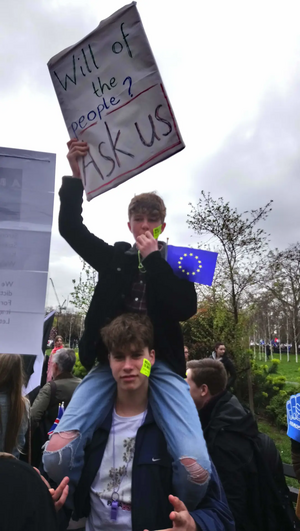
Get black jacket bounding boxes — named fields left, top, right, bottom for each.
left=65, top=406, right=235, bottom=531
left=0, top=458, right=59, bottom=531
left=59, top=177, right=197, bottom=376
left=31, top=372, right=81, bottom=432
left=200, top=391, right=298, bottom=531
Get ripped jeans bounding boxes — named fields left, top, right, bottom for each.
left=43, top=361, right=211, bottom=510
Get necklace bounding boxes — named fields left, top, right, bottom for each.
left=137, top=250, right=146, bottom=273
left=110, top=409, right=147, bottom=521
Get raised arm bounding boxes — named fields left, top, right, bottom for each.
left=58, top=139, right=114, bottom=271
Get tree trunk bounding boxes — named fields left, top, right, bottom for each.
left=279, top=335, right=282, bottom=361
left=293, top=309, right=298, bottom=363
left=247, top=361, right=255, bottom=415
left=287, top=316, right=290, bottom=362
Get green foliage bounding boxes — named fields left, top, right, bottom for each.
left=254, top=362, right=286, bottom=407
left=266, top=393, right=288, bottom=430
left=181, top=295, right=239, bottom=359
left=72, top=352, right=88, bottom=379
left=237, top=358, right=287, bottom=410
left=266, top=384, right=300, bottom=430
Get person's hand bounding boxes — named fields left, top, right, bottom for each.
left=67, top=139, right=89, bottom=178
left=144, top=494, right=197, bottom=531
left=136, top=231, right=158, bottom=259
left=34, top=468, right=69, bottom=512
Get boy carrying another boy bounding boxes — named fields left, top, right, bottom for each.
left=58, top=313, right=234, bottom=531
left=43, top=139, right=211, bottom=512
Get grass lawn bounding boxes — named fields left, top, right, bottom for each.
left=255, top=353, right=300, bottom=384
left=254, top=354, right=300, bottom=487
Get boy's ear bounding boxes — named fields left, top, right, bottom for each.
left=149, top=349, right=155, bottom=366
left=200, top=384, right=209, bottom=397
left=127, top=221, right=132, bottom=233
left=160, top=222, right=166, bottom=234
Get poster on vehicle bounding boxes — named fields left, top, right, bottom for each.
left=0, top=146, right=55, bottom=355
left=48, top=2, right=184, bottom=201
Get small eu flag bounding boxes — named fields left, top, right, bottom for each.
left=166, top=245, right=218, bottom=285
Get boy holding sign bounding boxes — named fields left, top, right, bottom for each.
left=43, top=139, right=211, bottom=510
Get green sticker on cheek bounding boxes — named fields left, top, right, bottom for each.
left=140, top=358, right=151, bottom=377
left=153, top=224, right=162, bottom=239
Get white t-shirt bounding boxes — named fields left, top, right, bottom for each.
left=86, top=409, right=146, bottom=531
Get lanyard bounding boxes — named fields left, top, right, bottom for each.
left=110, top=409, right=147, bottom=521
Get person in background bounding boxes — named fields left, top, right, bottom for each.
left=184, top=345, right=189, bottom=362
left=210, top=342, right=236, bottom=388
left=47, top=335, right=64, bottom=382
left=31, top=349, right=81, bottom=466
left=0, top=354, right=29, bottom=457
left=187, top=358, right=298, bottom=531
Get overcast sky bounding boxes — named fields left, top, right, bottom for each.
left=1, top=0, right=300, bottom=309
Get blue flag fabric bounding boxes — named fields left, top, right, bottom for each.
left=166, top=245, right=218, bottom=286
left=48, top=402, right=65, bottom=436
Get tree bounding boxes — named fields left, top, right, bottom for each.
left=188, top=191, right=273, bottom=329
left=263, top=244, right=300, bottom=360
left=181, top=291, right=237, bottom=359
left=70, top=259, right=97, bottom=316
left=55, top=312, right=83, bottom=346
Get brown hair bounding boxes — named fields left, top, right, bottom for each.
left=54, top=335, right=63, bottom=345
left=101, top=313, right=154, bottom=354
left=187, top=359, right=227, bottom=395
left=0, top=354, right=26, bottom=454
left=128, top=192, right=166, bottom=223
left=214, top=342, right=225, bottom=352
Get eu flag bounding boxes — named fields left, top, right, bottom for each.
left=167, top=245, right=218, bottom=285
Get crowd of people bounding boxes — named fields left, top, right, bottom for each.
left=0, top=139, right=299, bottom=530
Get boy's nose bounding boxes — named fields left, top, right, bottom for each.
left=123, top=358, right=134, bottom=370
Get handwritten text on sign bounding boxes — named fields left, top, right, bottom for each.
left=48, top=2, right=184, bottom=200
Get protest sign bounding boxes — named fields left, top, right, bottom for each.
left=48, top=2, right=184, bottom=201
left=0, top=146, right=55, bottom=356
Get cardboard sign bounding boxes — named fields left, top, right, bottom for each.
left=48, top=2, right=184, bottom=201
left=0, top=146, right=55, bottom=355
